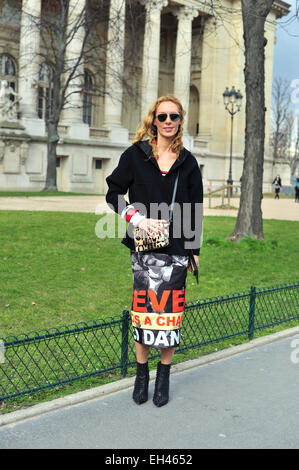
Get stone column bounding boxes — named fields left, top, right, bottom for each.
left=264, top=15, right=277, bottom=160
left=173, top=6, right=199, bottom=136
left=18, top=0, right=44, bottom=135
left=140, top=0, right=168, bottom=118
left=197, top=16, right=216, bottom=144
left=103, top=0, right=128, bottom=143
left=63, top=0, right=89, bottom=139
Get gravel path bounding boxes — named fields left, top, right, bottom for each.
left=0, top=196, right=298, bottom=221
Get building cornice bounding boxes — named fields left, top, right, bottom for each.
left=168, top=0, right=214, bottom=16
left=272, top=1, right=291, bottom=18
left=168, top=0, right=290, bottom=19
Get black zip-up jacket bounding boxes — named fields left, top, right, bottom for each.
left=105, top=140, right=203, bottom=256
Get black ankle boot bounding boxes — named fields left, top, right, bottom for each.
left=153, top=362, right=171, bottom=407
left=132, top=362, right=149, bottom=405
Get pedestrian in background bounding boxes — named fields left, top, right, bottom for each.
left=272, top=175, right=282, bottom=199
left=293, top=174, right=299, bottom=202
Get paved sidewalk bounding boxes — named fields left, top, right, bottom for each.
left=0, top=195, right=299, bottom=220
left=1, top=330, right=299, bottom=449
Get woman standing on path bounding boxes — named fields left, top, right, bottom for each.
left=106, top=95, right=203, bottom=407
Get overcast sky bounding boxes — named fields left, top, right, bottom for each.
left=273, top=0, right=298, bottom=81
left=273, top=0, right=299, bottom=114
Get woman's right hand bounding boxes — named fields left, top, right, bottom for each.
left=138, top=218, right=168, bottom=236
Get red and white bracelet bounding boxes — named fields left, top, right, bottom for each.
left=121, top=205, right=145, bottom=227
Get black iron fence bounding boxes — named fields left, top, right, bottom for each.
left=0, top=282, right=298, bottom=401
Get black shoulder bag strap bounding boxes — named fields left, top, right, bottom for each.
left=169, top=170, right=179, bottom=224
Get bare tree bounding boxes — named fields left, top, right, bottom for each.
left=24, top=0, right=141, bottom=191
left=270, top=77, right=299, bottom=179
left=282, top=112, right=299, bottom=178
left=228, top=0, right=275, bottom=241
left=270, top=77, right=292, bottom=161
left=291, top=120, right=299, bottom=176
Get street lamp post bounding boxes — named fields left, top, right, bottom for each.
left=222, top=86, right=243, bottom=196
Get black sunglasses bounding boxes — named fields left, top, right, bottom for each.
left=156, top=113, right=181, bottom=123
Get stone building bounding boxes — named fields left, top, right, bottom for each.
left=0, top=0, right=290, bottom=193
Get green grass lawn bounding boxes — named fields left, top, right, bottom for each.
left=1, top=210, right=299, bottom=339
left=1, top=210, right=299, bottom=413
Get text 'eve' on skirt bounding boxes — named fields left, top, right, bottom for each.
left=130, top=251, right=188, bottom=349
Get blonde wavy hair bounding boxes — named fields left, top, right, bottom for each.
left=132, top=94, right=185, bottom=159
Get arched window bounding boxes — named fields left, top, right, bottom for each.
left=188, top=85, right=200, bottom=137
left=37, top=62, right=53, bottom=120
left=83, top=70, right=93, bottom=126
left=0, top=54, right=17, bottom=94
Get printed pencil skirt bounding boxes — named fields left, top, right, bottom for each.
left=130, top=251, right=189, bottom=349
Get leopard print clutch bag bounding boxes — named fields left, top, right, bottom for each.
left=133, top=220, right=170, bottom=252
left=133, top=170, right=179, bottom=252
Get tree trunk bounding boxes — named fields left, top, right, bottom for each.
left=228, top=0, right=274, bottom=241
left=43, top=1, right=69, bottom=192
left=44, top=121, right=59, bottom=191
